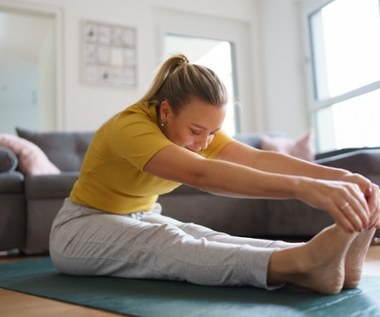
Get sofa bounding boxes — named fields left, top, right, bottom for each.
left=0, top=147, right=26, bottom=252
left=1, top=128, right=379, bottom=255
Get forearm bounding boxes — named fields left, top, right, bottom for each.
left=146, top=144, right=371, bottom=232
left=219, top=141, right=350, bottom=181
left=192, top=158, right=304, bottom=199
left=253, top=150, right=349, bottom=181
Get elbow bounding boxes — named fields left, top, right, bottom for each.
left=182, top=170, right=209, bottom=191
left=180, top=161, right=216, bottom=193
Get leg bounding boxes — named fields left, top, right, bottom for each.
left=50, top=200, right=361, bottom=294
left=268, top=225, right=357, bottom=294
left=155, top=215, right=373, bottom=292
left=143, top=213, right=297, bottom=249
left=50, top=200, right=280, bottom=289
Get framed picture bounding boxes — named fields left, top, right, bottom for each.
left=81, top=20, right=137, bottom=88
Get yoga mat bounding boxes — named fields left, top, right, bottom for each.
left=0, top=257, right=380, bottom=317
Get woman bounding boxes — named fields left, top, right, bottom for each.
left=50, top=54, right=379, bottom=294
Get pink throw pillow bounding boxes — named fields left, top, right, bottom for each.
left=0, top=134, right=60, bottom=176
left=260, top=130, right=315, bottom=161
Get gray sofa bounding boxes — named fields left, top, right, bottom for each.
left=0, top=147, right=26, bottom=252
left=1, top=128, right=379, bottom=255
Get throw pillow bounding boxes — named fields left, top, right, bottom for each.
left=260, top=129, right=315, bottom=161
left=16, top=127, right=94, bottom=171
left=0, top=146, right=18, bottom=173
left=0, top=134, right=60, bottom=176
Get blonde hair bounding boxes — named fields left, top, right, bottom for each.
left=138, top=54, right=227, bottom=114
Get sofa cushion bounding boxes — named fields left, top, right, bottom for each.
left=0, top=134, right=60, bottom=176
left=16, top=128, right=94, bottom=171
left=25, top=172, right=79, bottom=199
left=0, top=146, right=18, bottom=173
left=260, top=129, right=315, bottom=161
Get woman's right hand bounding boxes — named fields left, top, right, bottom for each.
left=367, top=183, right=380, bottom=229
left=296, top=177, right=370, bottom=233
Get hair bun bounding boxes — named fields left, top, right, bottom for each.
left=178, top=55, right=189, bottom=65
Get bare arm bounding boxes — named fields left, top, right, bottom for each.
left=218, top=140, right=379, bottom=230
left=218, top=141, right=349, bottom=180
left=144, top=143, right=370, bottom=232
left=144, top=144, right=300, bottom=199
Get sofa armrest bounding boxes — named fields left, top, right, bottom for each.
left=25, top=171, right=79, bottom=199
left=315, top=149, right=380, bottom=185
left=315, top=147, right=380, bottom=160
left=0, top=171, right=24, bottom=193
left=0, top=146, right=18, bottom=173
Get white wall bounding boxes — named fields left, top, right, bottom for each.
left=0, top=0, right=308, bottom=138
left=256, top=0, right=310, bottom=137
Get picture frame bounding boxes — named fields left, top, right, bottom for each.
left=81, top=20, right=137, bottom=88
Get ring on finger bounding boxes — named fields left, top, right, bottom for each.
left=340, top=202, right=350, bottom=210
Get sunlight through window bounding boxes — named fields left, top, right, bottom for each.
left=164, top=34, right=237, bottom=135
left=309, top=0, right=380, bottom=151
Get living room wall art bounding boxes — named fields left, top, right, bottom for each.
left=81, top=20, right=136, bottom=88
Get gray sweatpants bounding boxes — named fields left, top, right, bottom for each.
left=49, top=198, right=296, bottom=289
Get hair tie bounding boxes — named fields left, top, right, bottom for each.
left=178, top=56, right=189, bottom=65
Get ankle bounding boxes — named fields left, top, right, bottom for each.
left=267, top=245, right=307, bottom=285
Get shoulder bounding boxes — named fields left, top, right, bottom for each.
left=121, top=101, right=157, bottom=122
left=200, top=130, right=235, bottom=159
left=103, top=102, right=173, bottom=169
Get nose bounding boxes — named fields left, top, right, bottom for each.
left=195, top=134, right=209, bottom=150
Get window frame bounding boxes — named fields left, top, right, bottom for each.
left=302, top=0, right=380, bottom=150
left=153, top=7, right=255, bottom=136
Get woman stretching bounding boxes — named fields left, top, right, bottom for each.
left=50, top=54, right=379, bottom=294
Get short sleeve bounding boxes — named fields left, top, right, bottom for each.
left=108, top=110, right=174, bottom=171
left=200, top=130, right=234, bottom=159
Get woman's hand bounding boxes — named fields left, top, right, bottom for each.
left=341, top=173, right=380, bottom=229
left=367, top=183, right=380, bottom=229
left=296, top=177, right=370, bottom=233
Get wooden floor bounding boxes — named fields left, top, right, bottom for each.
left=0, top=244, right=379, bottom=317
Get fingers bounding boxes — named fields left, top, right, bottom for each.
left=336, top=201, right=367, bottom=232
left=341, top=173, right=372, bottom=199
left=369, top=211, right=380, bottom=229
left=360, top=183, right=380, bottom=229
left=331, top=209, right=358, bottom=233
left=340, top=174, right=380, bottom=230
left=329, top=183, right=370, bottom=233
left=368, top=202, right=380, bottom=228
left=368, top=185, right=380, bottom=228
left=349, top=187, right=370, bottom=228
left=302, top=178, right=374, bottom=233
left=367, top=184, right=379, bottom=213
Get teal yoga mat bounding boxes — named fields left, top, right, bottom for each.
left=0, top=257, right=380, bottom=317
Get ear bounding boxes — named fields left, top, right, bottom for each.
left=160, top=100, right=172, bottom=121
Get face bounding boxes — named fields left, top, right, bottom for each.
left=159, top=98, right=226, bottom=153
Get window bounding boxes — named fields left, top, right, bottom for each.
left=306, top=0, right=380, bottom=151
left=154, top=8, right=252, bottom=136
left=164, top=34, right=238, bottom=135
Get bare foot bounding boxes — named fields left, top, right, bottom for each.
left=268, top=225, right=357, bottom=294
left=343, top=228, right=376, bottom=289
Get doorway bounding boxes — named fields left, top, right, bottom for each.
left=0, top=4, right=58, bottom=134
left=154, top=8, right=253, bottom=136
left=164, top=34, right=237, bottom=135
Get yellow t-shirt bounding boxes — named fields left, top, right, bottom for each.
left=70, top=102, right=234, bottom=214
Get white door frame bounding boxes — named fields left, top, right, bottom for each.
left=0, top=0, right=64, bottom=130
left=153, top=7, right=254, bottom=134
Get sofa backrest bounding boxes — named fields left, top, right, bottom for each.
left=16, top=128, right=94, bottom=172
left=234, top=134, right=262, bottom=149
